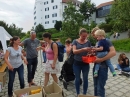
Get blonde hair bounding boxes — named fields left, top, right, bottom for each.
left=91, top=27, right=100, bottom=34
left=79, top=28, right=87, bottom=35
left=95, top=29, right=106, bottom=36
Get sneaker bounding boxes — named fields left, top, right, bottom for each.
left=118, top=71, right=122, bottom=75
left=128, top=72, right=130, bottom=75
left=112, top=71, right=117, bottom=77
left=94, top=72, right=98, bottom=77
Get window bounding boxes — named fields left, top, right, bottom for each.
left=34, top=11, right=36, bottom=14
left=45, top=15, right=49, bottom=19
left=34, top=22, right=36, bottom=25
left=53, top=5, right=58, bottom=9
left=52, top=20, right=56, bottom=23
left=34, top=6, right=36, bottom=9
left=64, top=6, right=67, bottom=9
left=34, top=16, right=36, bottom=19
left=45, top=21, right=49, bottom=24
left=52, top=13, right=57, bottom=17
left=51, top=0, right=54, bottom=3
left=45, top=7, right=49, bottom=11
left=44, top=1, right=48, bottom=5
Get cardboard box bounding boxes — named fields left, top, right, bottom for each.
left=43, top=81, right=63, bottom=97
left=13, top=86, right=42, bottom=97
left=0, top=72, right=6, bottom=87
left=78, top=95, right=99, bottom=97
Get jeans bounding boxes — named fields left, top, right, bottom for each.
left=27, top=57, right=38, bottom=83
left=93, top=64, right=108, bottom=97
left=95, top=52, right=115, bottom=73
left=43, top=52, right=46, bottom=63
left=8, top=64, right=24, bottom=96
left=116, top=64, right=130, bottom=72
left=73, top=60, right=90, bottom=95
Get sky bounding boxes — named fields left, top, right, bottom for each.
left=0, top=0, right=112, bottom=32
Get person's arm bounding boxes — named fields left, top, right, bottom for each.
left=95, top=46, right=116, bottom=63
left=52, top=43, right=58, bottom=69
left=20, top=47, right=28, bottom=65
left=36, top=39, right=42, bottom=51
left=126, top=58, right=129, bottom=65
left=73, top=45, right=91, bottom=54
left=118, top=59, right=123, bottom=65
left=72, top=40, right=91, bottom=54
left=21, top=55, right=28, bottom=65
left=4, top=50, right=13, bottom=71
left=93, top=46, right=103, bottom=51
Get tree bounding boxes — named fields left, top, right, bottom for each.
left=110, top=0, right=130, bottom=32
left=79, top=0, right=96, bottom=22
left=54, top=21, right=62, bottom=31
left=62, top=1, right=84, bottom=39
left=35, top=24, right=45, bottom=33
left=0, top=20, right=23, bottom=38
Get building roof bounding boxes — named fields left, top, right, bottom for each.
left=97, top=1, right=114, bottom=9
left=62, top=0, right=81, bottom=4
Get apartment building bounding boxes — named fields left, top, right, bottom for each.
left=34, top=0, right=80, bottom=29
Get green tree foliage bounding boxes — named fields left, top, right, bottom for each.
left=35, top=24, right=45, bottom=33
left=110, top=0, right=130, bottom=31
left=54, top=21, right=62, bottom=31
left=79, top=0, right=96, bottom=22
left=62, top=1, right=84, bottom=39
left=0, top=21, right=24, bottom=38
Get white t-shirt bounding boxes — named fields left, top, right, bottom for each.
left=7, top=46, right=23, bottom=68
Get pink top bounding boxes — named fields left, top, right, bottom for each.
left=45, top=47, right=54, bottom=60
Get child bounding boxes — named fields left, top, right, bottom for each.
left=93, top=29, right=116, bottom=77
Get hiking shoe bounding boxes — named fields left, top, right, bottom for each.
left=112, top=71, right=117, bottom=77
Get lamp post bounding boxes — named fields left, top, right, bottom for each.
left=88, top=23, right=91, bottom=34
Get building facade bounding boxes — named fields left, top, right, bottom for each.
left=34, top=0, right=113, bottom=29
left=95, top=1, right=113, bottom=24
left=34, top=0, right=80, bottom=29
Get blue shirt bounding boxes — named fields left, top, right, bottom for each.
left=98, top=39, right=109, bottom=52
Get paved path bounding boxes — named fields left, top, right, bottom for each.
left=110, top=31, right=129, bottom=41
left=1, top=52, right=130, bottom=97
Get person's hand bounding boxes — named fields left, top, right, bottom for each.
left=126, top=59, right=128, bottom=62
left=24, top=59, right=28, bottom=65
left=83, top=47, right=91, bottom=52
left=92, top=47, right=97, bottom=51
left=51, top=64, right=55, bottom=69
left=36, top=46, right=41, bottom=51
left=94, top=57, right=104, bottom=63
left=8, top=65, right=14, bottom=71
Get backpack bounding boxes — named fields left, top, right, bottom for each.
left=51, top=42, right=65, bottom=62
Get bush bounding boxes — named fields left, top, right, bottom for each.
left=21, top=34, right=30, bottom=41
left=99, top=23, right=113, bottom=32
left=45, top=28, right=59, bottom=34
left=51, top=32, right=63, bottom=38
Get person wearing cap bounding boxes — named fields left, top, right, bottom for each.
left=20, top=31, right=40, bottom=87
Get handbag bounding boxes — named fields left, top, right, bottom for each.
left=66, top=49, right=74, bottom=65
